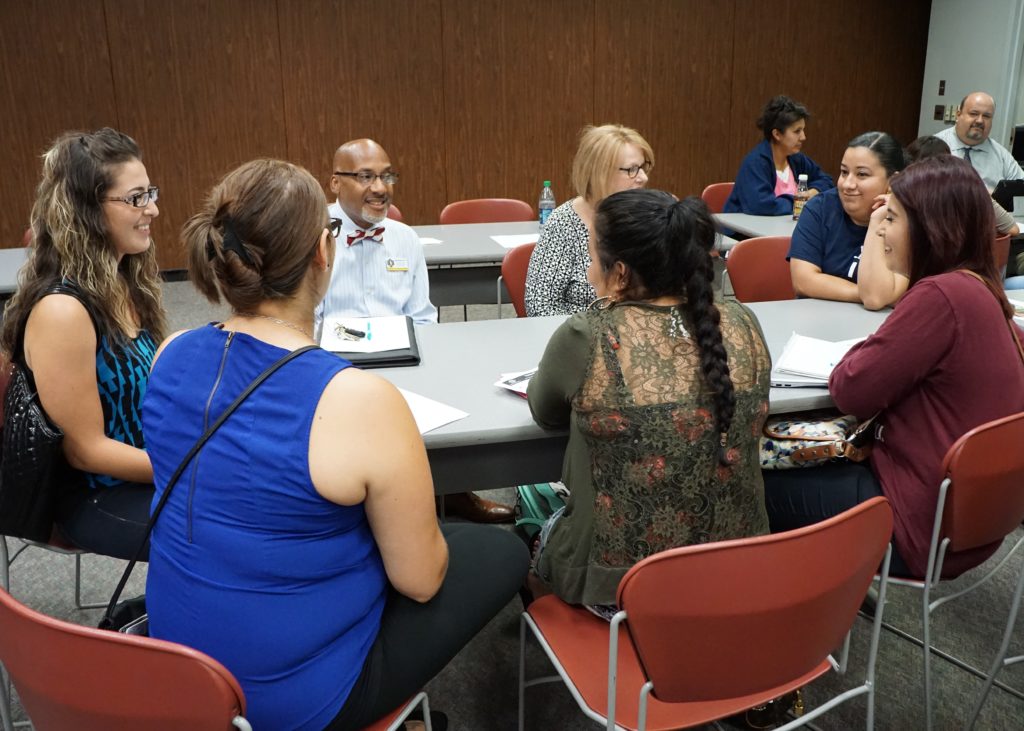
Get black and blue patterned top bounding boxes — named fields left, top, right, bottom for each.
left=87, top=331, right=156, bottom=489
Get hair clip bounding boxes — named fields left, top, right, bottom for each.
left=218, top=218, right=256, bottom=267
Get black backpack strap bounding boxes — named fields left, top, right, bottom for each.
left=99, top=344, right=320, bottom=629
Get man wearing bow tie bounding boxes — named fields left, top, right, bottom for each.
left=320, top=138, right=437, bottom=325
left=319, top=139, right=513, bottom=523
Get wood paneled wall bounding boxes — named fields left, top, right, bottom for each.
left=0, top=0, right=930, bottom=270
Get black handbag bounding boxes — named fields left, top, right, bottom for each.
left=99, top=343, right=318, bottom=632
left=0, top=281, right=92, bottom=542
left=0, top=362, right=67, bottom=542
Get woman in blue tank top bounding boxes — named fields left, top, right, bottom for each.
left=0, top=128, right=165, bottom=560
left=143, top=159, right=528, bottom=730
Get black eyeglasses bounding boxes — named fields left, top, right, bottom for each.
left=617, top=161, right=652, bottom=179
left=327, top=218, right=343, bottom=239
left=104, top=186, right=159, bottom=208
left=333, top=170, right=399, bottom=186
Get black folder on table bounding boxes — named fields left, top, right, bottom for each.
left=333, top=316, right=421, bottom=369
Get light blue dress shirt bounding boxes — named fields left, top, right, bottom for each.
left=935, top=126, right=1024, bottom=189
left=317, top=202, right=437, bottom=327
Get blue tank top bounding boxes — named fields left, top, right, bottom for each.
left=88, top=331, right=156, bottom=489
left=143, top=325, right=387, bottom=731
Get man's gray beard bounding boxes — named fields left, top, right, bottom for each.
left=362, top=206, right=387, bottom=224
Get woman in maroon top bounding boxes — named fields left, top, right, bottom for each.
left=764, top=155, right=1024, bottom=578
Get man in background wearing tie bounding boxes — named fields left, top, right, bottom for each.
left=320, top=138, right=514, bottom=523
left=321, top=138, right=437, bottom=325
left=935, top=91, right=1024, bottom=189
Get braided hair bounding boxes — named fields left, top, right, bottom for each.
left=594, top=189, right=735, bottom=461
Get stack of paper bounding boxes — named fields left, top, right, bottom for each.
left=773, top=333, right=865, bottom=383
left=1008, top=295, right=1024, bottom=325
left=490, top=234, right=540, bottom=249
left=494, top=368, right=537, bottom=399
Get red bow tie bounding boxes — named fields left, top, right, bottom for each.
left=347, top=227, right=385, bottom=246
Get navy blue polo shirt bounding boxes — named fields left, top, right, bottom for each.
left=788, top=188, right=867, bottom=282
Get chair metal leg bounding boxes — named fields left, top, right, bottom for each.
left=921, top=580, right=934, bottom=731
left=966, top=562, right=1024, bottom=729
left=73, top=552, right=105, bottom=610
left=518, top=614, right=526, bottom=731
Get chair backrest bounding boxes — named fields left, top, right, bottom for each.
left=725, top=236, right=795, bottom=302
left=994, top=232, right=1010, bottom=272
left=0, top=586, right=248, bottom=731
left=439, top=198, right=534, bottom=225
left=386, top=203, right=404, bottom=223
left=616, top=497, right=893, bottom=703
left=700, top=182, right=734, bottom=214
left=501, top=243, right=536, bottom=318
left=941, top=410, right=1024, bottom=552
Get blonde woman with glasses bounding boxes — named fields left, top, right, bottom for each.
left=1, top=127, right=165, bottom=560
left=525, top=124, right=654, bottom=316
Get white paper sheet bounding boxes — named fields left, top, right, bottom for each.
left=774, top=332, right=865, bottom=381
left=397, top=388, right=469, bottom=434
left=494, top=368, right=537, bottom=398
left=320, top=316, right=410, bottom=353
left=418, top=237, right=442, bottom=244
left=490, top=234, right=540, bottom=249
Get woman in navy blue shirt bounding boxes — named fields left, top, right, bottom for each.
left=788, top=131, right=906, bottom=303
left=724, top=96, right=833, bottom=215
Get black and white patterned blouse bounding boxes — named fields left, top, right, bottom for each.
left=524, top=200, right=596, bottom=316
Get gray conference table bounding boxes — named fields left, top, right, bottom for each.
left=714, top=212, right=797, bottom=239
left=0, top=248, right=29, bottom=295
left=375, top=298, right=890, bottom=493
left=413, top=221, right=539, bottom=307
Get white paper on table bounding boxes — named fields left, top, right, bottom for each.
left=774, top=332, right=865, bottom=381
left=320, top=315, right=410, bottom=353
left=397, top=388, right=469, bottom=434
left=490, top=234, right=540, bottom=249
left=494, top=368, right=537, bottom=398
left=1008, top=295, right=1024, bottom=318
left=418, top=237, right=442, bottom=244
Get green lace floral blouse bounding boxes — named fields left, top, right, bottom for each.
left=528, top=300, right=772, bottom=605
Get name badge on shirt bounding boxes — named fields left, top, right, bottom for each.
left=385, top=257, right=409, bottom=272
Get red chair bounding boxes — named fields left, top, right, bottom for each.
left=20, top=229, right=31, bottom=247
left=725, top=236, right=795, bottom=302
left=498, top=243, right=535, bottom=318
left=520, top=498, right=894, bottom=730
left=386, top=203, right=404, bottom=223
left=876, top=410, right=1024, bottom=731
left=700, top=182, right=734, bottom=214
left=0, top=585, right=252, bottom=730
left=439, top=198, right=534, bottom=225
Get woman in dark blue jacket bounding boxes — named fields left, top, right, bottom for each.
left=724, top=96, right=833, bottom=215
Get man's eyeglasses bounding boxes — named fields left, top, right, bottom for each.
left=104, top=186, right=159, bottom=208
left=327, top=218, right=343, bottom=239
left=617, top=161, right=652, bottom=179
left=333, top=170, right=399, bottom=186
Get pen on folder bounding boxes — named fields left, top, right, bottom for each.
left=334, top=323, right=366, bottom=340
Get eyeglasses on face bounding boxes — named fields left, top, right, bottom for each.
left=327, top=218, right=343, bottom=239
left=104, top=186, right=159, bottom=208
left=333, top=170, right=399, bottom=186
left=617, top=161, right=652, bottom=179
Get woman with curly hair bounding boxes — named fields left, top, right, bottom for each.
left=1, top=127, right=165, bottom=560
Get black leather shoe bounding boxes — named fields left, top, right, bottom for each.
left=442, top=492, right=514, bottom=523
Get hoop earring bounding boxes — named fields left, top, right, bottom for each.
left=589, top=296, right=615, bottom=311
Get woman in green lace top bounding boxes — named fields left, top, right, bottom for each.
left=527, top=189, right=772, bottom=607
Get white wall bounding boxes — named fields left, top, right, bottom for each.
left=918, top=0, right=1024, bottom=148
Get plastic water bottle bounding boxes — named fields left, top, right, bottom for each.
left=792, top=174, right=809, bottom=220
left=539, top=181, right=556, bottom=227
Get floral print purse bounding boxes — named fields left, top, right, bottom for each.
left=759, top=410, right=877, bottom=469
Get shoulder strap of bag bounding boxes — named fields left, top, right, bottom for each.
left=99, top=344, right=319, bottom=628
left=959, top=269, right=1024, bottom=365
left=13, top=279, right=100, bottom=367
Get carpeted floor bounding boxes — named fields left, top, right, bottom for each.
left=3, top=280, right=1023, bottom=730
